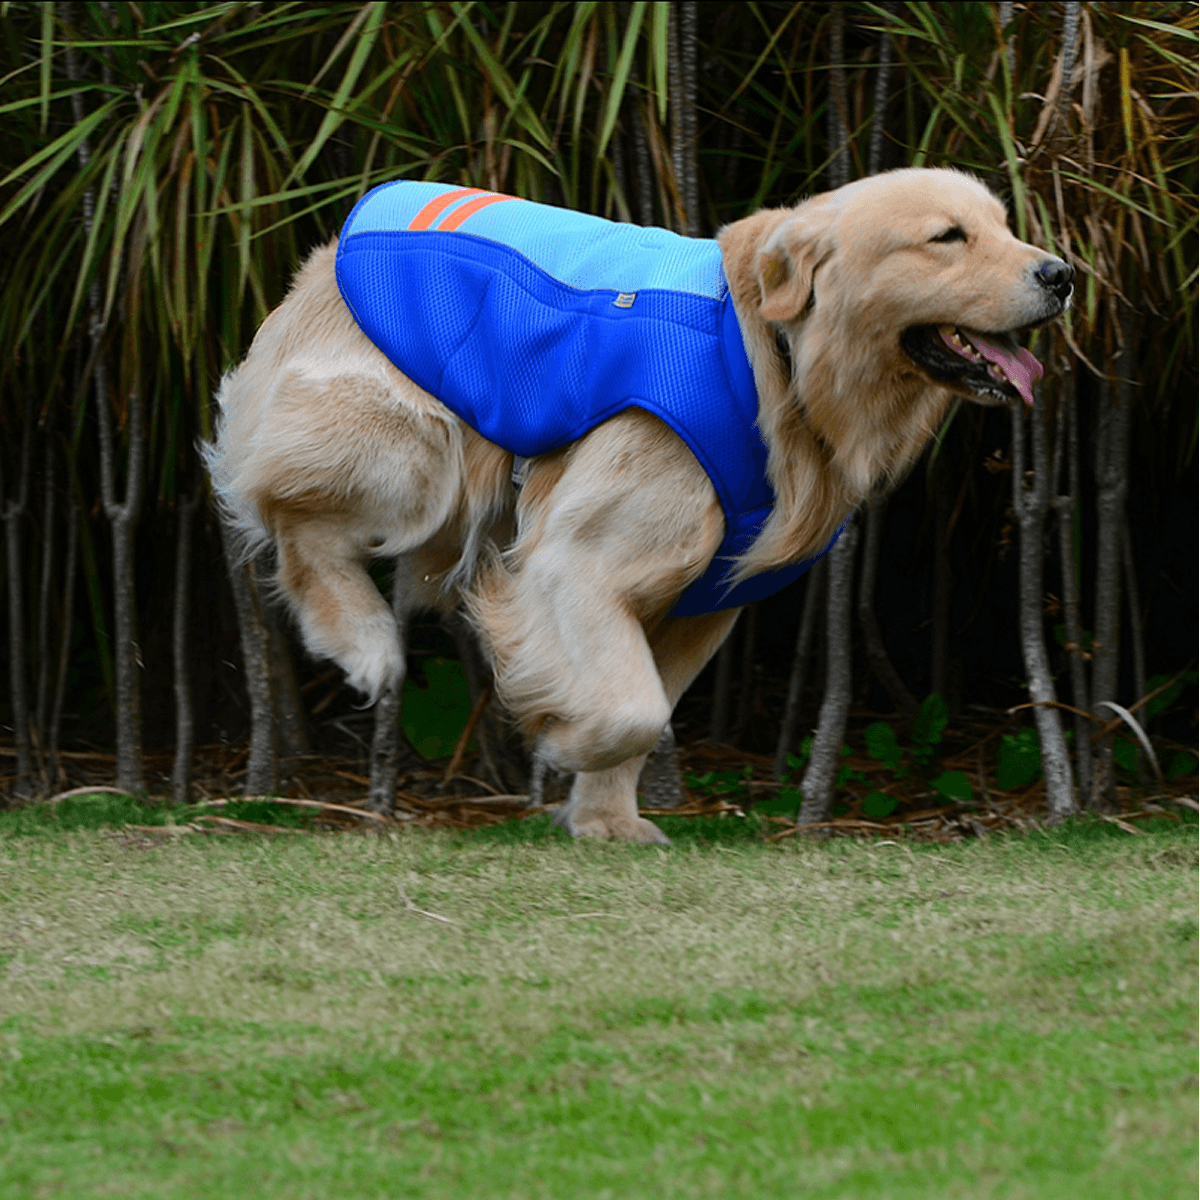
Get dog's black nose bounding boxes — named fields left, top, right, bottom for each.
left=1035, top=257, right=1074, bottom=300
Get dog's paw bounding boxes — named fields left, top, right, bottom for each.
left=337, top=616, right=404, bottom=705
left=552, top=806, right=671, bottom=846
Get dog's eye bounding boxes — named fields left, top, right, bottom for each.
left=930, top=226, right=968, bottom=244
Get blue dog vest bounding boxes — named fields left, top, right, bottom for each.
left=335, top=181, right=838, bottom=615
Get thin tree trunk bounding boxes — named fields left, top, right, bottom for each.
left=5, top=509, right=32, bottom=796
left=1090, top=317, right=1134, bottom=807
left=608, top=5, right=630, bottom=219
left=34, top=435, right=56, bottom=781
left=266, top=612, right=311, bottom=765
left=631, top=92, right=656, bottom=227
left=1053, top=360, right=1091, bottom=801
left=867, top=2, right=896, bottom=177
left=859, top=496, right=918, bottom=719
left=2, top=398, right=34, bottom=798
left=110, top=412, right=144, bottom=790
left=368, top=561, right=412, bottom=812
left=999, top=2, right=1015, bottom=74
left=722, top=24, right=752, bottom=196
left=170, top=491, right=199, bottom=806
left=669, top=0, right=699, bottom=234
left=798, top=512, right=860, bottom=824
left=827, top=4, right=851, bottom=191
left=708, top=619, right=737, bottom=744
left=733, top=602, right=759, bottom=742
left=1058, top=3, right=1081, bottom=131
left=774, top=559, right=825, bottom=779
left=1119, top=517, right=1146, bottom=713
left=48, top=495, right=79, bottom=793
left=1120, top=516, right=1148, bottom=781
left=99, top=381, right=145, bottom=792
left=220, top=528, right=276, bottom=794
left=67, top=13, right=144, bottom=792
left=638, top=723, right=685, bottom=809
left=930, top=473, right=954, bottom=699
left=444, top=605, right=519, bottom=790
left=1012, top=393, right=1075, bottom=819
left=620, top=0, right=656, bottom=229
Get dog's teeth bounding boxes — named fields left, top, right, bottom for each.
left=938, top=324, right=982, bottom=360
left=949, top=329, right=983, bottom=360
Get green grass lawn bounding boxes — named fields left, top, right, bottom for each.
left=0, top=801, right=1195, bottom=1199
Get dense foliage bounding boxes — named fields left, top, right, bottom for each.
left=0, top=2, right=1195, bottom=806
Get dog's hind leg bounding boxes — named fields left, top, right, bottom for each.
left=234, top=370, right=470, bottom=702
left=207, top=243, right=517, bottom=705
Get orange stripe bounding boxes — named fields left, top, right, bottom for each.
left=406, top=187, right=487, bottom=231
left=436, top=192, right=517, bottom=232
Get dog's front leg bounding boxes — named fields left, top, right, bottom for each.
left=552, top=754, right=666, bottom=844
left=471, top=412, right=737, bottom=843
left=552, top=608, right=741, bottom=844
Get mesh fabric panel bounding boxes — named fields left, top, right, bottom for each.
left=336, top=183, right=840, bottom=613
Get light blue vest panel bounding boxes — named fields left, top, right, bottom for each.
left=336, top=181, right=837, bottom=614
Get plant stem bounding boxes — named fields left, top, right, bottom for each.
left=220, top=528, right=276, bottom=795
left=367, top=560, right=411, bottom=813
left=709, top=616, right=738, bottom=744
left=930, top=471, right=954, bottom=700
left=734, top=602, right=759, bottom=742
left=774, top=559, right=825, bottom=779
left=1053, top=358, right=1091, bottom=802
left=669, top=0, right=699, bottom=233
left=827, top=4, right=850, bottom=190
left=638, top=722, right=685, bottom=809
left=170, top=491, right=199, bottom=806
left=798, top=511, right=859, bottom=825
left=48, top=496, right=79, bottom=794
left=858, top=496, right=918, bottom=720
left=1012, top=393, right=1075, bottom=819
left=34, top=434, right=56, bottom=780
left=868, top=1, right=896, bottom=176
left=2, top=396, right=33, bottom=797
left=1090, top=315, right=1135, bottom=806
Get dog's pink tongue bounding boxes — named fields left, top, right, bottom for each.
left=963, top=331, right=1043, bottom=406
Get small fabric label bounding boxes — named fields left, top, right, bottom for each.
left=613, top=292, right=637, bottom=308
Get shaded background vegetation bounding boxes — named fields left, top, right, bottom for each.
left=0, top=2, right=1195, bottom=816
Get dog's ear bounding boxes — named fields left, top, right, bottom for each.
left=755, top=209, right=832, bottom=323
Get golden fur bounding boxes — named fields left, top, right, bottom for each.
left=207, top=168, right=1069, bottom=843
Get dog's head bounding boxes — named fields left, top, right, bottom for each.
left=721, top=168, right=1072, bottom=569
left=752, top=167, right=1072, bottom=411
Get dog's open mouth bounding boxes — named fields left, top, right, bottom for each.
left=901, top=324, right=1044, bottom=406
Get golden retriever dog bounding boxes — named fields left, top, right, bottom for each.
left=206, top=168, right=1072, bottom=843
